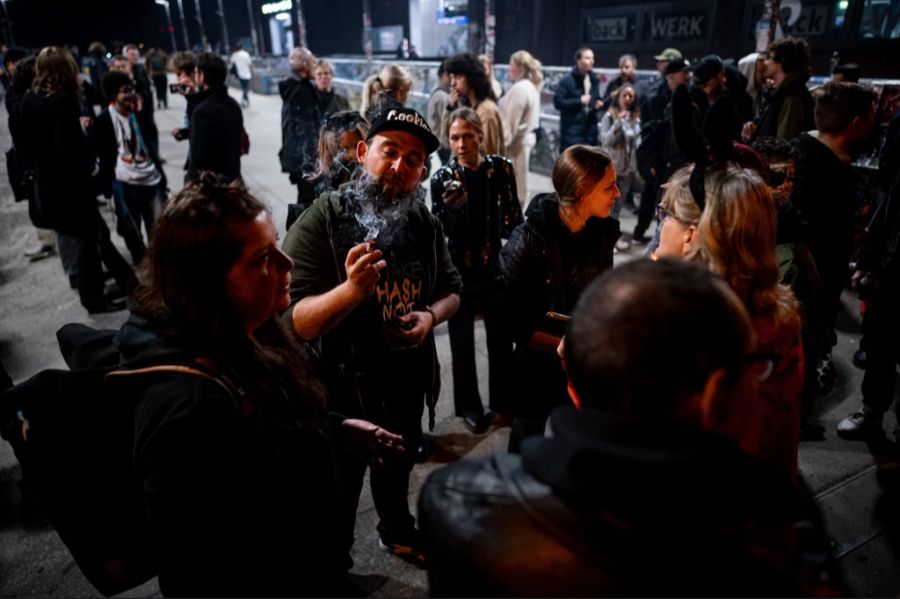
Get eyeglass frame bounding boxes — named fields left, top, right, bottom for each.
left=656, top=204, right=698, bottom=227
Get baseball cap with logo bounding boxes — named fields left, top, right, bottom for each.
left=366, top=106, right=440, bottom=155
left=653, top=48, right=682, bottom=62
left=664, top=58, right=692, bottom=75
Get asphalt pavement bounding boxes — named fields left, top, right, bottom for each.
left=1, top=82, right=899, bottom=597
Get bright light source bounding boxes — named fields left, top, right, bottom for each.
left=838, top=0, right=848, bottom=9
left=262, top=0, right=292, bottom=15
left=274, top=11, right=291, bottom=21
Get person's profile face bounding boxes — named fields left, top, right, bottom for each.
left=314, top=66, right=333, bottom=92
left=337, top=130, right=363, bottom=163
left=656, top=60, right=668, bottom=75
left=359, top=130, right=427, bottom=197
left=656, top=205, right=695, bottom=259
left=670, top=70, right=690, bottom=87
left=576, top=50, right=595, bottom=73
left=449, top=73, right=469, bottom=97
left=763, top=53, right=779, bottom=78
left=508, top=60, right=524, bottom=82
left=224, top=211, right=294, bottom=334
left=577, top=165, right=619, bottom=219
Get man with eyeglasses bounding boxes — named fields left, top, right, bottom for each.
left=419, top=258, right=840, bottom=597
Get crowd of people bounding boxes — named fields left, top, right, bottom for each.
left=2, top=31, right=900, bottom=598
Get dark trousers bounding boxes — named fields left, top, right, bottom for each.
left=861, top=279, right=900, bottom=415
left=112, top=181, right=158, bottom=265
left=153, top=74, right=168, bottom=108
left=634, top=173, right=659, bottom=238
left=334, top=369, right=426, bottom=564
left=65, top=209, right=135, bottom=310
left=447, top=282, right=509, bottom=417
left=239, top=78, right=250, bottom=102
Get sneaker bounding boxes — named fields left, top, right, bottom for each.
left=836, top=407, right=884, bottom=439
left=377, top=525, right=427, bottom=567
left=615, top=238, right=632, bottom=252
left=24, top=245, right=56, bottom=261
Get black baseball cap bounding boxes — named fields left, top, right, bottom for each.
left=693, top=55, right=724, bottom=85
left=665, top=58, right=692, bottom=75
left=366, top=106, right=440, bottom=155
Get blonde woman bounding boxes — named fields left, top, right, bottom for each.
left=359, top=64, right=412, bottom=120
left=690, top=164, right=803, bottom=479
left=653, top=165, right=700, bottom=259
left=501, top=50, right=542, bottom=211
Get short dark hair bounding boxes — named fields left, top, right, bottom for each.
left=814, top=82, right=877, bottom=133
left=437, top=58, right=447, bottom=78
left=767, top=36, right=810, bottom=75
left=197, top=52, right=227, bottom=87
left=171, top=50, right=197, bottom=75
left=574, top=46, right=593, bottom=62
left=102, top=70, right=133, bottom=100
left=9, top=55, right=36, bottom=95
left=831, top=63, right=860, bottom=83
left=4, top=47, right=27, bottom=67
left=443, top=52, right=494, bottom=102
left=565, top=258, right=752, bottom=418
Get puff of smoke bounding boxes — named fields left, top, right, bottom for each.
left=342, top=169, right=425, bottom=246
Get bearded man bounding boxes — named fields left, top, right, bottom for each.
left=282, top=106, right=461, bottom=569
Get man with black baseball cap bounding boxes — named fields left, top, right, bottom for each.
left=690, top=55, right=726, bottom=121
left=281, top=105, right=461, bottom=568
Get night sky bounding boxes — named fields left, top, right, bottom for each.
left=2, top=0, right=259, bottom=53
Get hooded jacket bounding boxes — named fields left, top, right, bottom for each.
left=419, top=406, right=842, bottom=597
left=495, top=193, right=618, bottom=417
left=116, top=312, right=345, bottom=597
left=754, top=72, right=814, bottom=141
left=279, top=74, right=321, bottom=176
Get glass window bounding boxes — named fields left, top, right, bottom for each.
left=857, top=0, right=900, bottom=39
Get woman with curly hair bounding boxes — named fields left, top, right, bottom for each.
left=442, top=52, right=505, bottom=155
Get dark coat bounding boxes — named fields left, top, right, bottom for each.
left=754, top=74, right=814, bottom=141
left=187, top=85, right=243, bottom=182
left=419, top=406, right=842, bottom=597
left=118, top=313, right=346, bottom=597
left=19, top=90, right=98, bottom=231
left=430, top=154, right=523, bottom=286
left=495, top=193, right=618, bottom=417
left=553, top=67, right=602, bottom=150
left=279, top=75, right=321, bottom=177
left=318, top=89, right=350, bottom=118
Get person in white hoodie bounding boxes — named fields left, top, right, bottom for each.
left=500, top=50, right=542, bottom=211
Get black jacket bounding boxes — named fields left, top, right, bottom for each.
left=430, top=155, right=523, bottom=286
left=318, top=89, right=350, bottom=118
left=117, top=313, right=345, bottom=597
left=553, top=67, right=602, bottom=150
left=279, top=75, right=321, bottom=176
left=419, top=406, right=842, bottom=597
left=754, top=74, right=814, bottom=141
left=495, top=194, right=617, bottom=417
left=789, top=133, right=860, bottom=321
left=19, top=90, right=98, bottom=231
left=187, top=85, right=243, bottom=182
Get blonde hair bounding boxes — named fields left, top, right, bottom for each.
left=32, top=46, right=82, bottom=106
left=510, top=50, right=544, bottom=87
left=659, top=165, right=701, bottom=225
left=359, top=64, right=412, bottom=117
left=689, top=164, right=798, bottom=327
left=288, top=47, right=315, bottom=74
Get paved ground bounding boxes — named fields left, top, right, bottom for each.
left=1, top=83, right=899, bottom=597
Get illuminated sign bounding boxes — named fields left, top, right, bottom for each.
left=261, top=0, right=292, bottom=15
